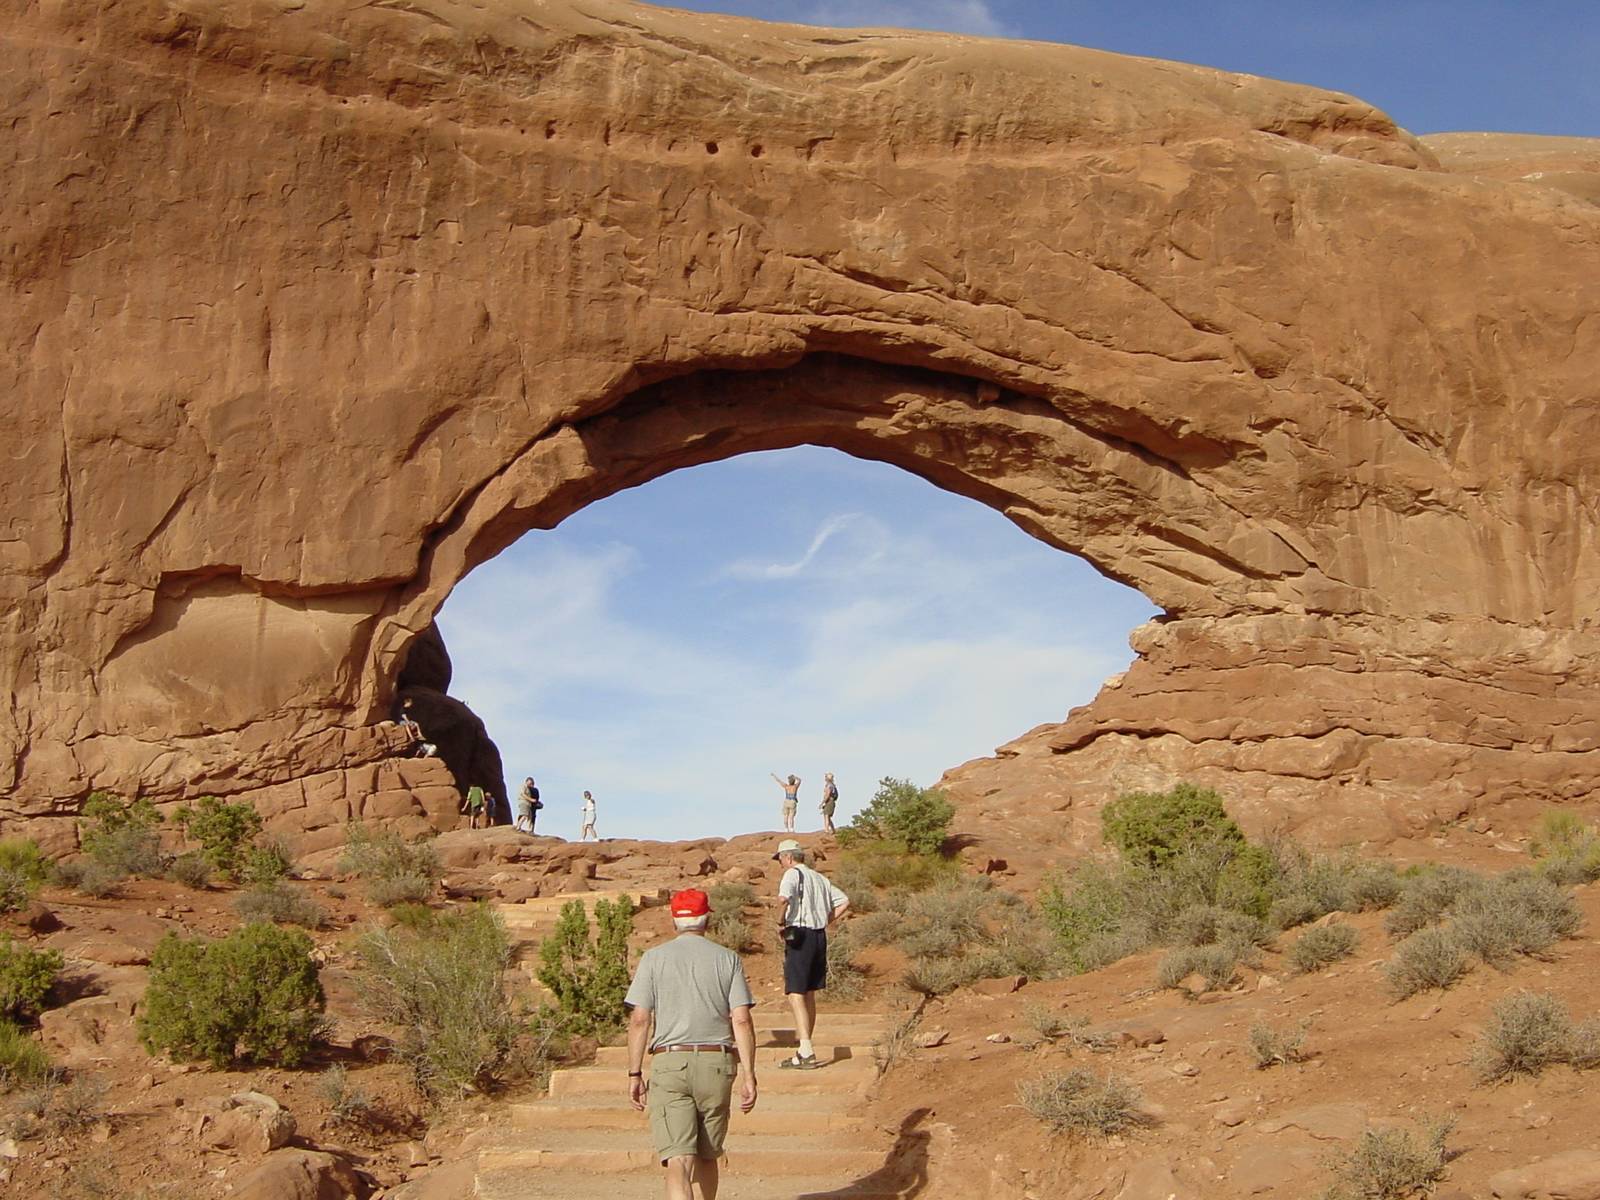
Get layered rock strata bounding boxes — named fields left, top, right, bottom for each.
left=2, top=0, right=1597, bottom=852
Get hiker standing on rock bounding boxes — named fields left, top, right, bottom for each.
left=773, top=838, right=849, bottom=1070
left=820, top=773, right=839, bottom=834
left=770, top=772, right=800, bottom=833
left=579, top=790, right=598, bottom=841
left=515, top=776, right=542, bottom=833
left=625, top=887, right=758, bottom=1200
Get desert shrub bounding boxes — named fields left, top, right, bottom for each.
left=1385, top=926, right=1470, bottom=999
left=1249, top=1020, right=1310, bottom=1069
left=138, top=923, right=326, bottom=1068
left=1529, top=810, right=1600, bottom=885
left=705, top=880, right=756, bottom=911
left=1039, top=860, right=1151, bottom=972
left=79, top=792, right=165, bottom=874
left=1022, top=1004, right=1082, bottom=1045
left=55, top=858, right=126, bottom=898
left=1384, top=865, right=1482, bottom=938
left=1170, top=905, right=1271, bottom=949
left=341, top=824, right=440, bottom=906
left=359, top=905, right=517, bottom=1101
left=0, top=1018, right=53, bottom=1091
left=386, top=902, right=438, bottom=930
left=874, top=876, right=1056, bottom=992
left=319, top=1064, right=376, bottom=1128
left=1471, top=991, right=1600, bottom=1082
left=165, top=851, right=213, bottom=890
left=1017, top=1068, right=1145, bottom=1136
left=0, top=839, right=47, bottom=914
left=0, top=936, right=64, bottom=1021
left=1101, top=783, right=1245, bottom=870
left=839, top=778, right=955, bottom=857
left=825, top=927, right=868, bottom=1003
left=1157, top=942, right=1250, bottom=992
left=242, top=837, right=295, bottom=886
left=1321, top=1118, right=1454, bottom=1200
left=1269, top=845, right=1401, bottom=928
left=1452, top=872, right=1580, bottom=969
left=174, top=796, right=263, bottom=881
left=234, top=881, right=326, bottom=929
left=707, top=908, right=756, bottom=952
left=830, top=860, right=878, bottom=912
left=39, top=1072, right=106, bottom=1134
left=535, top=897, right=634, bottom=1037
left=903, top=954, right=980, bottom=997
left=1289, top=923, right=1360, bottom=974
left=837, top=838, right=958, bottom=891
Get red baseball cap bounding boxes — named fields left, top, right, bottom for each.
left=670, top=888, right=710, bottom=917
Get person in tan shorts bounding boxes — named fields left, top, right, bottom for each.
left=626, top=888, right=758, bottom=1199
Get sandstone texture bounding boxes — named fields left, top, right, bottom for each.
left=2, top=0, right=1599, bottom=850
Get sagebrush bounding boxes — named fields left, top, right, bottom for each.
left=1017, top=1068, right=1145, bottom=1136
left=1473, top=991, right=1600, bottom=1082
left=1321, top=1119, right=1453, bottom=1200
left=0, top=936, right=63, bottom=1021
left=341, top=824, right=441, bottom=907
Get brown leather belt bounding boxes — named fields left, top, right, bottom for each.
left=652, top=1043, right=733, bottom=1055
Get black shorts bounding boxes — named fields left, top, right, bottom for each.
left=783, top=926, right=828, bottom=994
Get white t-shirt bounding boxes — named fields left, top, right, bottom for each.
left=778, top=863, right=849, bottom=931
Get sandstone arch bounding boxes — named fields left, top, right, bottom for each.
left=3, top=0, right=1599, bottom=854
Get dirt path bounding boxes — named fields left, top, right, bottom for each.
left=482, top=895, right=909, bottom=1199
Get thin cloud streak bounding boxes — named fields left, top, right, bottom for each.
left=804, top=0, right=1013, bottom=37
left=721, top=513, right=869, bottom=581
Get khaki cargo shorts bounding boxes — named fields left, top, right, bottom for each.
left=647, top=1049, right=736, bottom=1162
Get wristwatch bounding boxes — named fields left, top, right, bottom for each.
left=628, top=1071, right=643, bottom=1078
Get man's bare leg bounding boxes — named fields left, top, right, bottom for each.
left=786, top=990, right=816, bottom=1060
left=665, top=1155, right=696, bottom=1200
left=691, top=1155, right=720, bottom=1200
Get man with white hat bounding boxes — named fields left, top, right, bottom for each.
left=625, top=888, right=758, bottom=1200
left=772, top=838, right=850, bottom=1070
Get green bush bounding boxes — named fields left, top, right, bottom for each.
left=242, top=837, right=295, bottom=886
left=1321, top=1119, right=1454, bottom=1200
left=1288, top=923, right=1359, bottom=974
left=387, top=902, right=439, bottom=930
left=839, top=778, right=955, bottom=857
left=358, top=905, right=517, bottom=1101
left=78, top=793, right=164, bottom=879
left=1249, top=1019, right=1310, bottom=1069
left=0, top=840, right=48, bottom=914
left=535, top=897, right=634, bottom=1037
left=1529, top=810, right=1600, bottom=885
left=0, top=936, right=64, bottom=1021
left=174, top=796, right=263, bottom=881
left=234, top=881, right=326, bottom=929
left=165, top=852, right=213, bottom=890
left=138, top=923, right=326, bottom=1068
left=1017, top=1068, right=1145, bottom=1136
left=0, top=1018, right=53, bottom=1091
left=837, top=839, right=958, bottom=892
left=341, top=824, right=441, bottom=907
left=1385, top=926, right=1470, bottom=999
left=1039, top=860, right=1148, bottom=973
left=1101, top=783, right=1245, bottom=870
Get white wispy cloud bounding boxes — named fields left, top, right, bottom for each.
left=720, top=513, right=876, bottom=581
left=803, top=0, right=1013, bottom=37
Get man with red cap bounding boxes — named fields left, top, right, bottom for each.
left=625, top=887, right=758, bottom=1200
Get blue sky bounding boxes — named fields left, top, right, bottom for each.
left=437, top=1, right=1597, bottom=841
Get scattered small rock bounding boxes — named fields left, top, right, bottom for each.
left=1179, top=972, right=1209, bottom=996
left=985, top=1033, right=1011, bottom=1044
left=914, top=1029, right=950, bottom=1049
left=1170, top=1061, right=1199, bottom=1077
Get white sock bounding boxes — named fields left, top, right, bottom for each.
left=798, top=1038, right=814, bottom=1059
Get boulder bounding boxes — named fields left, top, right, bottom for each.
left=195, top=1092, right=296, bottom=1156
left=230, top=1149, right=366, bottom=1200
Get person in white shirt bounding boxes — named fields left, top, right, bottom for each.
left=579, top=790, right=598, bottom=841
left=772, top=838, right=850, bottom=1070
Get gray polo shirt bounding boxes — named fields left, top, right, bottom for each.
left=624, top=934, right=755, bottom=1050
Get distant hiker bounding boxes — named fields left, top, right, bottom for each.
left=770, top=772, right=800, bottom=833
left=772, top=838, right=849, bottom=1070
left=625, top=887, right=758, bottom=1200
left=820, top=773, right=839, bottom=834
left=398, top=698, right=437, bottom=758
left=580, top=790, right=598, bottom=841
left=516, top=776, right=543, bottom=833
left=463, top=784, right=487, bottom=829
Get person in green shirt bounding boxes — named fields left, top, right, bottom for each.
left=464, top=785, right=487, bottom=830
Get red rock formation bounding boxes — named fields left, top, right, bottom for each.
left=1, top=0, right=1597, bottom=853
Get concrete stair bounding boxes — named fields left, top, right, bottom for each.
left=473, top=1016, right=908, bottom=1199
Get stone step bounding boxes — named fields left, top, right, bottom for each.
left=591, top=1044, right=875, bottom=1069
left=548, top=1061, right=874, bottom=1098
left=477, top=1132, right=885, bottom=1176
left=507, top=1100, right=866, bottom=1135
left=538, top=1088, right=858, bottom=1116
left=475, top=1166, right=904, bottom=1200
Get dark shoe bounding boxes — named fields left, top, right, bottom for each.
left=779, top=1053, right=819, bottom=1070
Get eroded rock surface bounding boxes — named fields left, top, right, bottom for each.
left=2, top=0, right=1598, bottom=850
